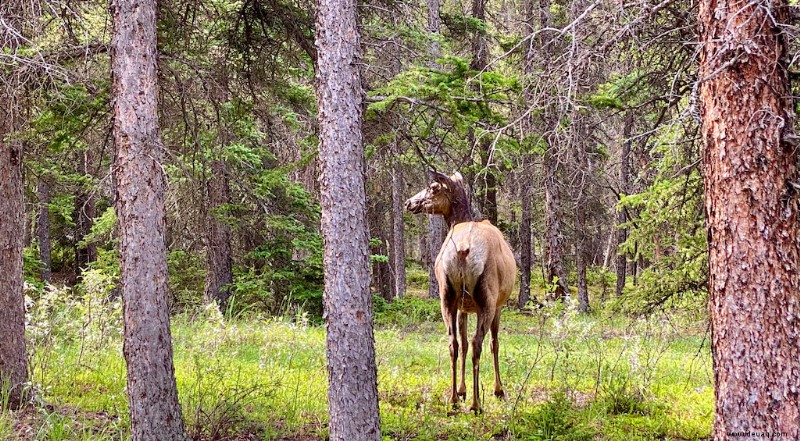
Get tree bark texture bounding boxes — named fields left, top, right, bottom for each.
left=615, top=112, right=632, bottom=298
left=38, top=178, right=52, bottom=283
left=390, top=160, right=406, bottom=299
left=110, top=0, right=187, bottom=437
left=0, top=97, right=28, bottom=410
left=314, top=0, right=382, bottom=436
left=699, top=1, right=800, bottom=438
left=205, top=159, right=233, bottom=308
left=0, top=8, right=28, bottom=409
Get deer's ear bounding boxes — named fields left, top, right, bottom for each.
left=431, top=170, right=451, bottom=185
left=451, top=171, right=464, bottom=183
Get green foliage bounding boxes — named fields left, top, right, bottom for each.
left=366, top=56, right=519, bottom=169
left=168, top=250, right=207, bottom=312
left=440, top=13, right=487, bottom=36
left=617, top=125, right=707, bottom=314
left=586, top=71, right=648, bottom=110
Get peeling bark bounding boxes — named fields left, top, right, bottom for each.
left=699, top=1, right=800, bottom=438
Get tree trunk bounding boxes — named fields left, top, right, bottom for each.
left=425, top=0, right=445, bottom=299
left=517, top=157, right=533, bottom=309
left=205, top=159, right=233, bottom=308
left=390, top=160, right=406, bottom=299
left=376, top=237, right=393, bottom=301
left=0, top=7, right=28, bottom=409
left=575, top=197, right=589, bottom=312
left=470, top=0, right=498, bottom=225
left=615, top=112, right=632, bottom=298
left=314, top=0, right=381, bottom=436
left=699, top=1, right=800, bottom=438
left=543, top=143, right=569, bottom=300
left=427, top=0, right=441, bottom=65
left=0, top=97, right=28, bottom=411
left=110, top=0, right=187, bottom=437
left=427, top=215, right=445, bottom=298
left=38, top=178, right=52, bottom=283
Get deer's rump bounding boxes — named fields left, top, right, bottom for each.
left=435, top=220, right=517, bottom=312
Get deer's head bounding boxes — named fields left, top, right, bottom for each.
left=405, top=171, right=472, bottom=226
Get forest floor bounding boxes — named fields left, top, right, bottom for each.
left=2, top=284, right=712, bottom=440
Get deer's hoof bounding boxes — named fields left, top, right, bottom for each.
left=469, top=404, right=482, bottom=415
left=494, top=389, right=506, bottom=400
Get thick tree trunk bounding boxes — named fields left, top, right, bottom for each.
left=0, top=8, right=28, bottom=409
left=205, top=159, right=233, bottom=308
left=110, top=0, right=186, bottom=437
left=314, top=0, right=381, bottom=436
left=699, top=1, right=800, bottom=439
left=517, top=157, right=533, bottom=309
left=38, top=178, right=52, bottom=283
left=0, top=100, right=28, bottom=411
left=390, top=160, right=406, bottom=299
left=615, top=112, right=632, bottom=298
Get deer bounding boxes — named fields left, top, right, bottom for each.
left=405, top=170, right=517, bottom=413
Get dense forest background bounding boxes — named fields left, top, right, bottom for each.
left=2, top=0, right=799, bottom=439
left=7, top=0, right=714, bottom=315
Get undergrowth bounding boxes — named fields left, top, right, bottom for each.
left=8, top=280, right=712, bottom=440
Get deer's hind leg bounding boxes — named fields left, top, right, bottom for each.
left=457, top=310, right=468, bottom=400
left=440, top=286, right=459, bottom=408
left=490, top=309, right=504, bottom=399
left=470, top=303, right=496, bottom=414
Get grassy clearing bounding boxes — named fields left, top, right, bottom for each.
left=6, top=287, right=712, bottom=440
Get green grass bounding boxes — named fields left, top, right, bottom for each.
left=11, top=293, right=712, bottom=440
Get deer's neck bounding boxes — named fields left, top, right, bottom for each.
left=444, top=204, right=473, bottom=228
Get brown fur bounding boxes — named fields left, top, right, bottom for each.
left=406, top=171, right=517, bottom=412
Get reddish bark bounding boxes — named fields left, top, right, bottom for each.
left=699, top=1, right=800, bottom=438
